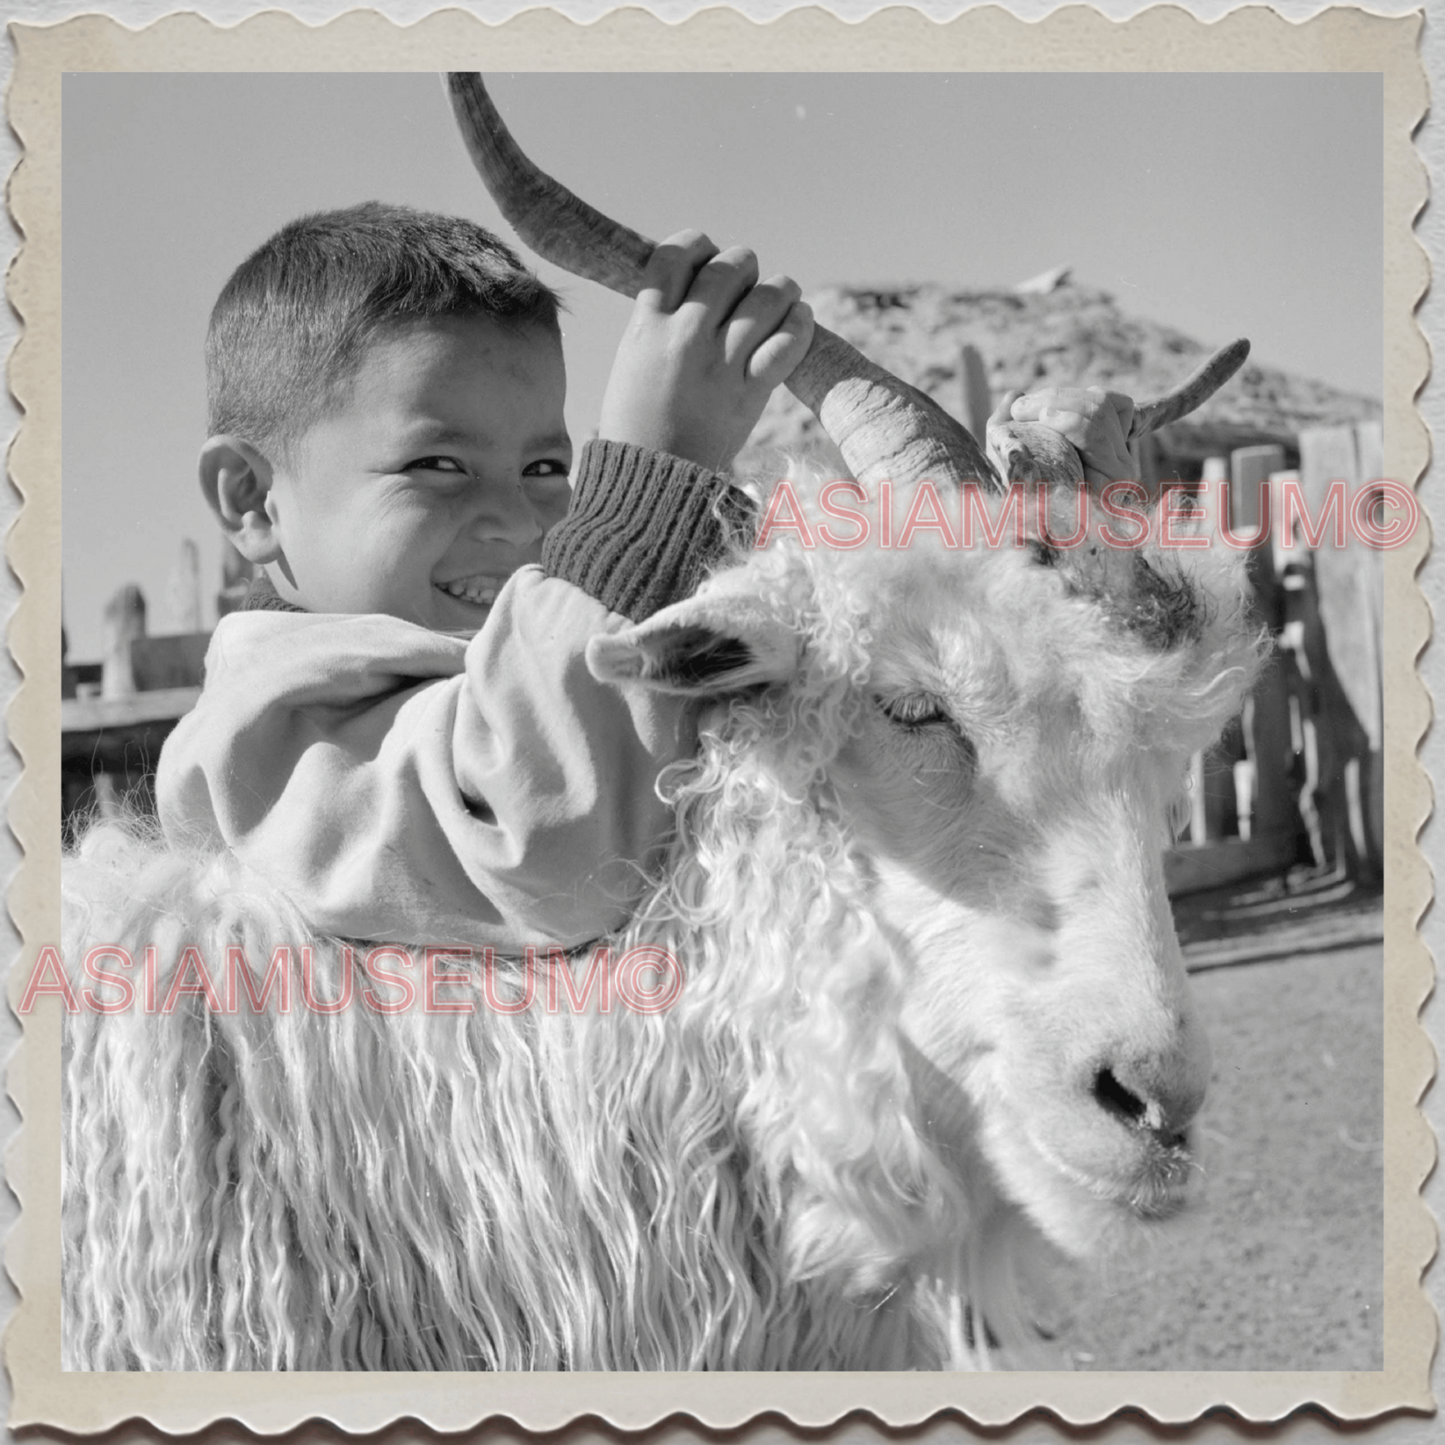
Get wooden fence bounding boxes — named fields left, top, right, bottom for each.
left=1162, top=421, right=1384, bottom=895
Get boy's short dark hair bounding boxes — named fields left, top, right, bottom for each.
left=206, top=202, right=563, bottom=458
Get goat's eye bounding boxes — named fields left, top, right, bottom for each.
left=877, top=692, right=952, bottom=729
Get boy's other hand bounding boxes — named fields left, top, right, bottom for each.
left=598, top=229, right=815, bottom=471
left=1005, top=386, right=1136, bottom=487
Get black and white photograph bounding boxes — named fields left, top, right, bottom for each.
left=28, top=18, right=1414, bottom=1420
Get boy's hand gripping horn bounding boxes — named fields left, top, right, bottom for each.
left=445, top=73, right=1250, bottom=498
left=445, top=72, right=999, bottom=495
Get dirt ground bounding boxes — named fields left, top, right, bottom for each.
left=1049, top=942, right=1384, bottom=1371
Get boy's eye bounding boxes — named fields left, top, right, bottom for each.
left=523, top=458, right=571, bottom=477
left=407, top=456, right=468, bottom=476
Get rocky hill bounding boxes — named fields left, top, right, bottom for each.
left=740, top=280, right=1381, bottom=477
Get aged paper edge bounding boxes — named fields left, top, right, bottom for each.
left=3, top=2, right=1433, bottom=1433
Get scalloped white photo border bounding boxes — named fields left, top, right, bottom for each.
left=3, top=5, right=1432, bottom=1433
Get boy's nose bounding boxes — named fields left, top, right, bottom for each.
left=483, top=482, right=546, bottom=547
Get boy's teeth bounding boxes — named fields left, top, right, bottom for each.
left=440, top=576, right=501, bottom=605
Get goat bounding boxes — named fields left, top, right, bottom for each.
left=59, top=75, right=1262, bottom=1370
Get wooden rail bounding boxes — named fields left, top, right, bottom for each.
left=61, top=686, right=201, bottom=739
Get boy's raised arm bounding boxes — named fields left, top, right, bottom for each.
left=542, top=229, right=813, bottom=620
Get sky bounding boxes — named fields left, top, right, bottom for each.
left=62, top=71, right=1383, bottom=660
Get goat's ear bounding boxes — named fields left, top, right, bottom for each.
left=586, top=586, right=799, bottom=695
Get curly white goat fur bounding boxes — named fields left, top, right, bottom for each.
left=62, top=469, right=1264, bottom=1371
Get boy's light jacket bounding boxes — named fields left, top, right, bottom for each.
left=156, top=441, right=751, bottom=951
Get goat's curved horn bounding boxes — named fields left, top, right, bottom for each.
left=1130, top=338, right=1251, bottom=439
left=446, top=72, right=1000, bottom=494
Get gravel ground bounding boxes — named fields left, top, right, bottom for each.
left=1050, top=942, right=1384, bottom=1370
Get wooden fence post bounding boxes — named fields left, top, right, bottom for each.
left=101, top=584, right=146, bottom=700
left=1201, top=455, right=1229, bottom=520
left=958, top=344, right=992, bottom=447
left=1231, top=445, right=1284, bottom=539
left=166, top=538, right=202, bottom=635
left=1299, top=425, right=1380, bottom=747
left=1354, top=420, right=1386, bottom=865
left=1297, top=423, right=1382, bottom=880
left=1227, top=447, right=1292, bottom=854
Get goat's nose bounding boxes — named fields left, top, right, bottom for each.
left=1090, top=1056, right=1205, bottom=1144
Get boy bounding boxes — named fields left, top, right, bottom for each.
left=158, top=202, right=813, bottom=949
left=158, top=201, right=1135, bottom=953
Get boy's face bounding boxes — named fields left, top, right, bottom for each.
left=264, top=314, right=572, bottom=630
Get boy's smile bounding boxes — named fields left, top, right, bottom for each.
left=261, top=314, right=572, bottom=630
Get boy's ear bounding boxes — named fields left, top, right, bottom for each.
left=199, top=436, right=282, bottom=565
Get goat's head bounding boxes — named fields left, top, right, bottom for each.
left=447, top=75, right=1262, bottom=1261
left=588, top=497, right=1260, bottom=1260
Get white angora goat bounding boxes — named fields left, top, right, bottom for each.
left=61, top=72, right=1262, bottom=1371
left=63, top=461, right=1260, bottom=1370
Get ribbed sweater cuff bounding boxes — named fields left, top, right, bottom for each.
left=542, top=440, right=757, bottom=622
